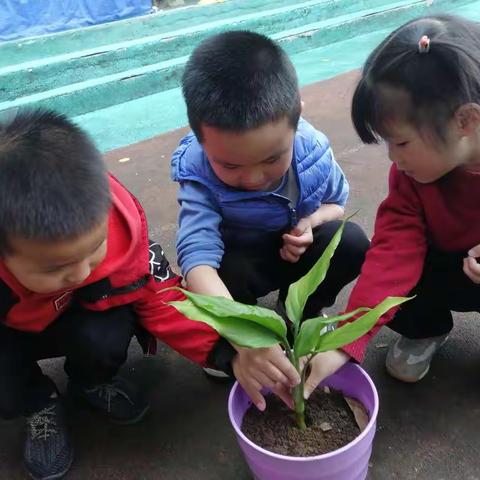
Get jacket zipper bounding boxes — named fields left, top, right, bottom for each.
left=290, top=205, right=298, bottom=228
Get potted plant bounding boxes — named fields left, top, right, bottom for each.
left=168, top=218, right=408, bottom=480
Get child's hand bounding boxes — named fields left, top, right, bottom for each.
left=280, top=217, right=313, bottom=263
left=464, top=245, right=480, bottom=283
left=232, top=345, right=300, bottom=411
left=302, top=350, right=351, bottom=399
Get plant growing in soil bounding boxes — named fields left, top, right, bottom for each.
left=169, top=218, right=408, bottom=430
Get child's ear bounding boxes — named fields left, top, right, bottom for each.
left=454, top=103, right=480, bottom=134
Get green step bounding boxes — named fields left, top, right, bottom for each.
left=74, top=25, right=386, bottom=153
left=73, top=0, right=480, bottom=152
left=0, top=55, right=188, bottom=117
left=0, top=0, right=450, bottom=117
left=0, top=0, right=345, bottom=67
left=0, top=0, right=401, bottom=101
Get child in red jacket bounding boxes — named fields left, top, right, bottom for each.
left=0, top=109, right=221, bottom=480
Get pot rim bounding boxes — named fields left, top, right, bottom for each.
left=227, top=363, right=379, bottom=461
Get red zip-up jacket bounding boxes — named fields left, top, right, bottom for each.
left=0, top=175, right=220, bottom=366
left=342, top=164, right=480, bottom=362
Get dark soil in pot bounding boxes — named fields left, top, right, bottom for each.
left=241, top=389, right=361, bottom=457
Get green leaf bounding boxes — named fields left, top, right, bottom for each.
left=285, top=217, right=349, bottom=334
left=173, top=288, right=288, bottom=341
left=312, top=297, right=411, bottom=353
left=294, top=308, right=370, bottom=357
left=169, top=299, right=282, bottom=348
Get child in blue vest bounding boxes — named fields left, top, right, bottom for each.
left=171, top=31, right=370, bottom=410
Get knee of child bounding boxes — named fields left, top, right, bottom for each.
left=0, top=393, right=23, bottom=420
left=68, top=331, right=119, bottom=373
left=71, top=306, right=135, bottom=355
left=340, top=222, right=370, bottom=262
left=76, top=327, right=130, bottom=369
left=219, top=257, right=252, bottom=290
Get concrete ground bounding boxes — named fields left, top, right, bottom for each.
left=1, top=71, right=479, bottom=479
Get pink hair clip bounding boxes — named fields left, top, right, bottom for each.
left=418, top=35, right=431, bottom=53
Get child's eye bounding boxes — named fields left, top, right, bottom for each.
left=223, top=164, right=239, bottom=170
left=265, top=156, right=280, bottom=165
left=396, top=141, right=409, bottom=147
left=43, top=265, right=65, bottom=274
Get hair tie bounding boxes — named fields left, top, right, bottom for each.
left=418, top=35, right=430, bottom=53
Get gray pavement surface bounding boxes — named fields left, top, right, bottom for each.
left=1, top=71, right=479, bottom=479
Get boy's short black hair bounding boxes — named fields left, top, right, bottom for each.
left=182, top=30, right=301, bottom=141
left=0, top=109, right=111, bottom=256
left=351, top=14, right=480, bottom=144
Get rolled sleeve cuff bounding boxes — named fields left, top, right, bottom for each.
left=340, top=335, right=369, bottom=363
left=180, top=253, right=223, bottom=277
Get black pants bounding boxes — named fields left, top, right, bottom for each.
left=389, top=249, right=480, bottom=338
left=218, top=221, right=370, bottom=319
left=0, top=304, right=136, bottom=419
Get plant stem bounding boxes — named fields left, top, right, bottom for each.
left=292, top=381, right=306, bottom=430
left=286, top=348, right=306, bottom=430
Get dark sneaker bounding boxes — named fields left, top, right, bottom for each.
left=68, top=376, right=149, bottom=425
left=24, top=397, right=74, bottom=480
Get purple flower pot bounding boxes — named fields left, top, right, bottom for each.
left=228, top=363, right=378, bottom=480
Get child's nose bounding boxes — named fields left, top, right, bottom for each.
left=387, top=147, right=400, bottom=165
left=66, top=261, right=91, bottom=285
left=244, top=169, right=264, bottom=186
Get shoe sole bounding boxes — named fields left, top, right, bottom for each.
left=202, top=371, right=233, bottom=384
left=385, top=363, right=430, bottom=383
left=202, top=367, right=233, bottom=383
left=25, top=451, right=74, bottom=480
left=203, top=367, right=231, bottom=378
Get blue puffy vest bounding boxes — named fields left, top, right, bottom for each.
left=171, top=118, right=348, bottom=246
